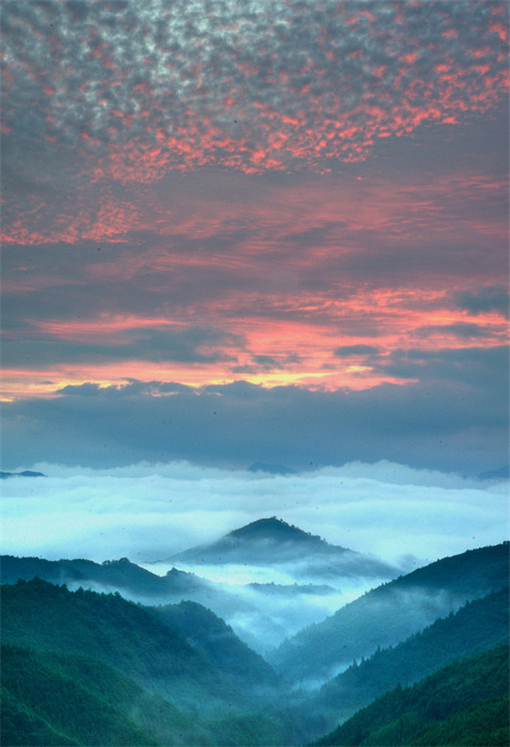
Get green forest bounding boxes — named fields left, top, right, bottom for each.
left=314, top=645, right=509, bottom=747
left=1, top=542, right=509, bottom=746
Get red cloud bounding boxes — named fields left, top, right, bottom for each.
left=2, top=1, right=507, bottom=183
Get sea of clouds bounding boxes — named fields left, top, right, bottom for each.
left=3, top=460, right=507, bottom=569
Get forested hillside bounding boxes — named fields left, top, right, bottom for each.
left=2, top=542, right=509, bottom=746
left=152, top=600, right=280, bottom=692
left=2, top=644, right=180, bottom=746
left=291, top=587, right=509, bottom=741
left=269, top=542, right=509, bottom=683
left=314, top=644, right=510, bottom=746
left=1, top=579, right=289, bottom=745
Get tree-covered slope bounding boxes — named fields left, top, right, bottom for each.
left=294, top=587, right=509, bottom=741
left=1, top=579, right=280, bottom=714
left=314, top=644, right=510, bottom=746
left=269, top=542, right=509, bottom=683
left=1, top=643, right=285, bottom=747
left=152, top=600, right=280, bottom=691
left=2, top=578, right=215, bottom=702
left=2, top=645, right=165, bottom=746
left=1, top=579, right=291, bottom=745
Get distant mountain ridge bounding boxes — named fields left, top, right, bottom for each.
left=0, top=517, right=402, bottom=655
left=477, top=464, right=509, bottom=481
left=1, top=555, right=207, bottom=598
left=168, top=517, right=397, bottom=581
left=229, top=518, right=338, bottom=547
left=170, top=517, right=337, bottom=562
left=0, top=555, right=253, bottom=622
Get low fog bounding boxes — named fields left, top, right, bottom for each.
left=3, top=459, right=506, bottom=566
left=3, top=459, right=507, bottom=653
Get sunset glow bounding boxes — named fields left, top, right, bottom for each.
left=1, top=0, right=508, bottom=475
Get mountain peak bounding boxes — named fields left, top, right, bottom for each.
left=168, top=517, right=359, bottom=570
left=229, top=517, right=327, bottom=545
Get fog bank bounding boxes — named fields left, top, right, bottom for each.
left=2, top=460, right=507, bottom=568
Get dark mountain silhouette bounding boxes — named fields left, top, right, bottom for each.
left=0, top=470, right=46, bottom=479
left=168, top=518, right=397, bottom=581
left=314, top=644, right=510, bottom=746
left=268, top=542, right=510, bottom=684
left=169, top=517, right=347, bottom=565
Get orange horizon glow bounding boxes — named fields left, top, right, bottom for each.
left=2, top=297, right=506, bottom=401
left=0, top=365, right=421, bottom=403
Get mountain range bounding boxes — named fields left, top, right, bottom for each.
left=268, top=541, right=509, bottom=684
left=1, top=578, right=287, bottom=746
left=289, top=586, right=509, bottom=740
left=0, top=470, right=46, bottom=479
left=1, top=518, right=508, bottom=746
left=1, top=518, right=400, bottom=653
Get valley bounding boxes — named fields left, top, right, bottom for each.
left=1, top=519, right=508, bottom=746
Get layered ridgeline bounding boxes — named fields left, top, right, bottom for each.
left=268, top=542, right=509, bottom=685
left=0, top=555, right=252, bottom=620
left=2, top=528, right=509, bottom=746
left=1, top=578, right=288, bottom=746
left=1, top=518, right=399, bottom=653
left=286, top=587, right=509, bottom=742
left=314, top=645, right=509, bottom=747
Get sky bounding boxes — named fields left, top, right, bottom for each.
left=1, top=0, right=509, bottom=480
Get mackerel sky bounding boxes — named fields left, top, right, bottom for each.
left=1, top=0, right=508, bottom=474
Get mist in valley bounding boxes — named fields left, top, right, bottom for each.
left=3, top=459, right=507, bottom=657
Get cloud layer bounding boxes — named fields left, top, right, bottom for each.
left=2, top=368, right=508, bottom=476
left=1, top=0, right=508, bottom=484
left=2, top=461, right=507, bottom=570
left=3, top=0, right=507, bottom=184
left=2, top=160, right=508, bottom=396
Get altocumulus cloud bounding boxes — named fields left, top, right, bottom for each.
left=2, top=460, right=507, bottom=568
left=2, top=0, right=507, bottom=191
